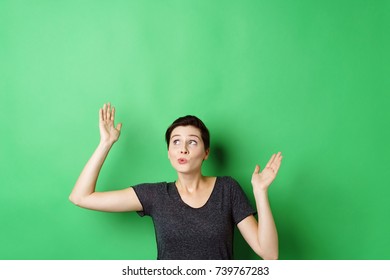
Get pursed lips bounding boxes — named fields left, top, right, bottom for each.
left=178, top=158, right=188, bottom=164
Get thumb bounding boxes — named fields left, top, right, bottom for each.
left=116, top=123, right=122, bottom=132
left=253, top=164, right=260, bottom=174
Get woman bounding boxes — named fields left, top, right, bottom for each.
left=69, top=103, right=283, bottom=260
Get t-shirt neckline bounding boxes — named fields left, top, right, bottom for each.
left=172, top=177, right=219, bottom=210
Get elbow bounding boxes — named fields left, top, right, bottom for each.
left=257, top=249, right=278, bottom=260
left=69, top=193, right=81, bottom=206
left=68, top=194, right=76, bottom=205
left=263, top=254, right=278, bottom=260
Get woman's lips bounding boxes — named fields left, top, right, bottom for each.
left=178, top=158, right=188, bottom=164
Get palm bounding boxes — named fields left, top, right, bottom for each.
left=251, top=152, right=283, bottom=190
left=99, top=103, right=122, bottom=144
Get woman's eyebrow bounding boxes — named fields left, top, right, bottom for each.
left=170, top=134, right=201, bottom=139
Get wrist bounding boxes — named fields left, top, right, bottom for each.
left=253, top=187, right=269, bottom=196
left=98, top=140, right=114, bottom=150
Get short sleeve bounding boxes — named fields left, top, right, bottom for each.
left=228, top=177, right=256, bottom=225
left=132, top=182, right=166, bottom=217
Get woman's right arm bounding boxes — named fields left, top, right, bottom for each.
left=69, top=103, right=143, bottom=212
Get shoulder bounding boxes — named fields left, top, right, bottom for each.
left=133, top=181, right=168, bottom=188
left=216, top=176, right=249, bottom=198
left=132, top=181, right=170, bottom=196
left=216, top=176, right=241, bottom=188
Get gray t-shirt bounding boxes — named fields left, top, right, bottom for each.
left=133, top=176, right=255, bottom=260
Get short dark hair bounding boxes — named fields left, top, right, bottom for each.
left=165, top=115, right=210, bottom=151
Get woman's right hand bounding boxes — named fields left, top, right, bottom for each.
left=99, top=103, right=122, bottom=145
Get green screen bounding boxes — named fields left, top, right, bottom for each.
left=1, top=0, right=389, bottom=260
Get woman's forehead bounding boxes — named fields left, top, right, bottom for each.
left=170, top=125, right=201, bottom=137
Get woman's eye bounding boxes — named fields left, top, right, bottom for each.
left=189, top=140, right=197, bottom=145
left=172, top=139, right=180, bottom=145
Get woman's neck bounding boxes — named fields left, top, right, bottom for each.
left=176, top=173, right=207, bottom=193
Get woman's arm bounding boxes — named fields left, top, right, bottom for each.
left=238, top=152, right=282, bottom=260
left=69, top=103, right=142, bottom=212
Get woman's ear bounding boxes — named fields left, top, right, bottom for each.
left=204, top=148, right=210, bottom=160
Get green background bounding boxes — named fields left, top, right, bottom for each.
left=1, top=0, right=389, bottom=260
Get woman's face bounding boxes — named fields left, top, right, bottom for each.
left=168, top=125, right=209, bottom=175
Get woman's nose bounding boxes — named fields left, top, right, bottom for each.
left=180, top=146, right=189, bottom=154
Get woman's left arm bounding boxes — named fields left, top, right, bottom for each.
left=237, top=152, right=283, bottom=260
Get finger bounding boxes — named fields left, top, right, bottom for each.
left=106, top=102, right=111, bottom=120
left=272, top=154, right=283, bottom=173
left=111, top=106, right=115, bottom=121
left=102, top=103, right=107, bottom=121
left=265, top=154, right=276, bottom=168
left=272, top=152, right=281, bottom=165
left=253, top=164, right=260, bottom=174
left=99, top=108, right=103, bottom=122
left=270, top=152, right=282, bottom=164
left=275, top=152, right=283, bottom=164
left=116, top=122, right=122, bottom=132
left=272, top=163, right=280, bottom=174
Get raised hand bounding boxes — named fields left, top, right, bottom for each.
left=99, top=103, right=122, bottom=145
left=251, top=152, right=283, bottom=191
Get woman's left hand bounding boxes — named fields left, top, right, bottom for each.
left=251, top=152, right=283, bottom=191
